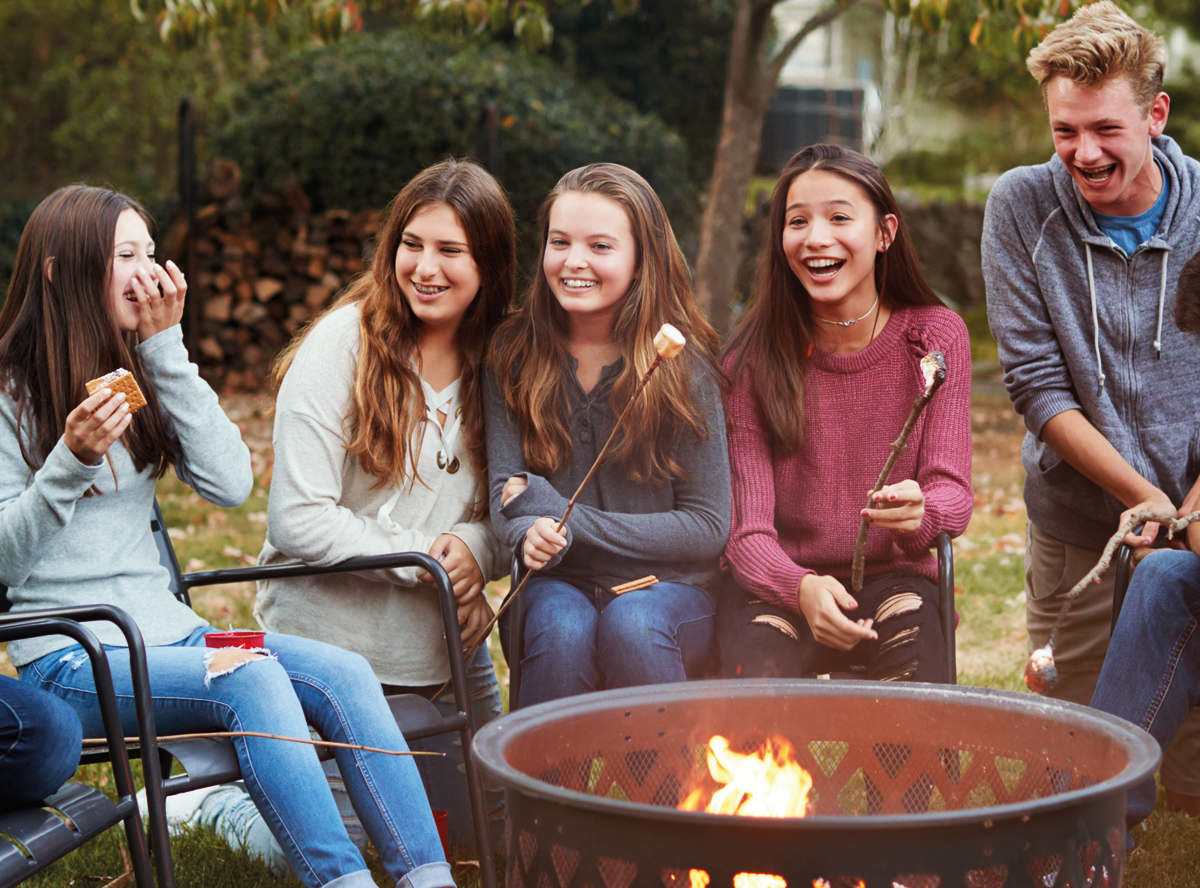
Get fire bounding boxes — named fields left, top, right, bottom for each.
left=679, top=735, right=812, bottom=888
left=679, top=735, right=812, bottom=819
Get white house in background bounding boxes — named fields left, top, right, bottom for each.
left=760, top=0, right=883, bottom=171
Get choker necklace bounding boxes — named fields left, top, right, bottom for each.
left=813, top=296, right=879, bottom=328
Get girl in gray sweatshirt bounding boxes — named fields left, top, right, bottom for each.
left=485, top=163, right=731, bottom=709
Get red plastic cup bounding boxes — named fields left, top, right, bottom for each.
left=204, top=630, right=265, bottom=649
left=433, top=809, right=450, bottom=859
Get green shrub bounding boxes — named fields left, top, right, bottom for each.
left=548, top=0, right=732, bottom=186
left=215, top=28, right=694, bottom=251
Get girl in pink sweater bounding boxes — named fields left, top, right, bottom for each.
left=720, top=144, right=972, bottom=682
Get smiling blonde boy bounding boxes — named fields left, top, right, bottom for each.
left=982, top=1, right=1200, bottom=815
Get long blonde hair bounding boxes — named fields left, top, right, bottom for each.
left=489, top=163, right=718, bottom=482
left=274, top=159, right=516, bottom=491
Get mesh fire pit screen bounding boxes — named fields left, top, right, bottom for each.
left=473, top=680, right=1158, bottom=888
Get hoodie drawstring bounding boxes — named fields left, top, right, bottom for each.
left=1085, top=243, right=1106, bottom=392
left=1085, top=242, right=1170, bottom=390
left=1154, top=250, right=1167, bottom=358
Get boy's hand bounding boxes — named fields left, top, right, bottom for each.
left=797, top=574, right=877, bottom=651
left=523, top=516, right=567, bottom=570
left=64, top=388, right=132, bottom=465
left=1119, top=489, right=1176, bottom=550
left=861, top=479, right=924, bottom=533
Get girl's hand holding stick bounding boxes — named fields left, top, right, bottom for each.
left=433, top=324, right=687, bottom=699
left=849, top=351, right=947, bottom=594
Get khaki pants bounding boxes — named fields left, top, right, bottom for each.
left=1026, top=522, right=1200, bottom=795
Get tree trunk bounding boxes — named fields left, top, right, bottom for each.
left=694, top=0, right=859, bottom=333
left=694, top=0, right=775, bottom=335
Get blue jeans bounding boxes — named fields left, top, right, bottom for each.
left=1091, top=549, right=1200, bottom=828
left=513, top=578, right=715, bottom=708
left=20, top=627, right=451, bottom=888
left=0, top=674, right=82, bottom=810
left=198, top=643, right=504, bottom=872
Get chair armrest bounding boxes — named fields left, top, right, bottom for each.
left=1, top=605, right=176, bottom=885
left=182, top=554, right=456, bottom=662
left=0, top=611, right=153, bottom=832
left=182, top=552, right=447, bottom=588
left=183, top=553, right=473, bottom=720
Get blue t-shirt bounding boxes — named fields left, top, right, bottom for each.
left=1092, top=160, right=1169, bottom=256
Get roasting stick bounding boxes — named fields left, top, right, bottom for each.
left=432, top=324, right=688, bottom=702
left=82, top=730, right=443, bottom=757
left=1024, top=506, right=1200, bottom=693
left=849, top=351, right=947, bottom=594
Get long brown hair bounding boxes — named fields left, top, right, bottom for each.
left=726, top=143, right=942, bottom=453
left=489, top=162, right=719, bottom=482
left=274, top=158, right=516, bottom=492
left=0, top=185, right=180, bottom=479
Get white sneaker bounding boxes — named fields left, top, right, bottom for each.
left=136, top=784, right=225, bottom=834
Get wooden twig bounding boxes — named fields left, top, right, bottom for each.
left=1052, top=508, right=1200, bottom=643
left=432, top=325, right=688, bottom=702
left=81, top=730, right=444, bottom=757
left=1025, top=507, right=1200, bottom=692
left=849, top=352, right=946, bottom=593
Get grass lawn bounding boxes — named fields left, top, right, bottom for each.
left=3, top=380, right=1198, bottom=886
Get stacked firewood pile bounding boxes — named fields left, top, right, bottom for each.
left=180, top=163, right=382, bottom=391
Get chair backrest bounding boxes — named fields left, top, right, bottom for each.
left=150, top=500, right=190, bottom=607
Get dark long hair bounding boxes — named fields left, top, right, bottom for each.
left=275, top=158, right=516, bottom=492
left=0, top=185, right=179, bottom=479
left=725, top=144, right=942, bottom=453
left=488, top=163, right=720, bottom=482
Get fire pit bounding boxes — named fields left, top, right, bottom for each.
left=473, top=680, right=1157, bottom=888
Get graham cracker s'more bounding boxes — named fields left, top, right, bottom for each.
left=85, top=368, right=147, bottom=413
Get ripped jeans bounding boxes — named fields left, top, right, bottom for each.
left=19, top=626, right=452, bottom=888
left=717, top=572, right=948, bottom=683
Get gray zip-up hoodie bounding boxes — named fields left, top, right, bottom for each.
left=983, top=135, right=1200, bottom=551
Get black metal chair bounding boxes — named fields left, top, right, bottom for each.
left=501, top=532, right=958, bottom=707
left=0, top=605, right=165, bottom=888
left=1111, top=543, right=1135, bottom=631
left=2, top=502, right=497, bottom=888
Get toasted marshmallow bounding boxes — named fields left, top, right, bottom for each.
left=653, top=323, right=686, bottom=360
left=919, top=351, right=947, bottom=397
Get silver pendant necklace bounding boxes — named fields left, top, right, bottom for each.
left=813, top=296, right=879, bottom=328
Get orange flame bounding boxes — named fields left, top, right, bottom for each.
left=680, top=735, right=812, bottom=888
left=678, top=736, right=866, bottom=888
left=679, top=735, right=812, bottom=818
